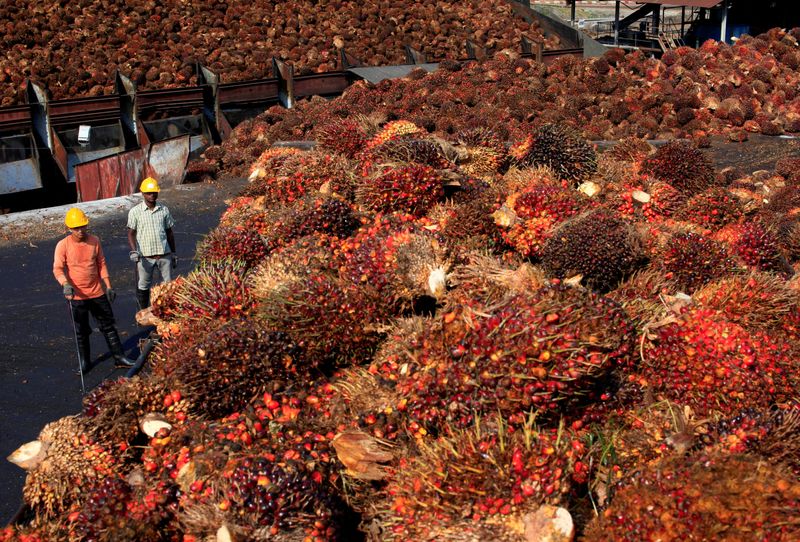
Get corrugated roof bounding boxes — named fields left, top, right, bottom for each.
left=638, top=0, right=723, bottom=7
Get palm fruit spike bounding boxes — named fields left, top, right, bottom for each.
left=606, top=137, right=655, bottom=164
left=246, top=147, right=303, bottom=187
left=364, top=137, right=454, bottom=170
left=455, top=127, right=508, bottom=180
left=607, top=268, right=677, bottom=329
left=640, top=307, right=796, bottom=418
left=445, top=252, right=546, bottom=308
left=337, top=213, right=450, bottom=310
left=675, top=187, right=743, bottom=230
left=363, top=120, right=423, bottom=152
left=172, top=259, right=254, bottom=322
left=179, top=454, right=352, bottom=541
left=149, top=276, right=186, bottom=322
left=640, top=139, right=715, bottom=195
left=355, top=164, right=445, bottom=217
left=261, top=193, right=362, bottom=253
left=494, top=183, right=589, bottom=259
left=541, top=208, right=645, bottom=293
left=657, top=230, right=739, bottom=292
left=584, top=452, right=800, bottom=541
left=67, top=476, right=172, bottom=542
left=22, top=416, right=123, bottom=518
left=170, top=319, right=304, bottom=419
left=511, top=124, right=597, bottom=185
left=258, top=268, right=388, bottom=366
left=371, top=284, right=634, bottom=432
left=587, top=400, right=706, bottom=509
left=382, top=414, right=584, bottom=540
left=82, top=375, right=188, bottom=445
left=196, top=225, right=269, bottom=270
left=693, top=271, right=799, bottom=332
left=315, top=118, right=369, bottom=158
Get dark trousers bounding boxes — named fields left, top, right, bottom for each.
left=70, top=295, right=117, bottom=340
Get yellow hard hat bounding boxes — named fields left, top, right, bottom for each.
left=140, top=177, right=160, bottom=193
left=65, top=208, right=89, bottom=228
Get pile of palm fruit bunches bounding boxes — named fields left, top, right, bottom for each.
left=6, top=47, right=800, bottom=542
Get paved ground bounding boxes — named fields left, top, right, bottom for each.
left=0, top=177, right=246, bottom=523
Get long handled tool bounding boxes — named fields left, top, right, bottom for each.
left=66, top=297, right=86, bottom=395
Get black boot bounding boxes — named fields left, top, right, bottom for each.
left=76, top=333, right=91, bottom=374
left=136, top=289, right=151, bottom=310
left=103, top=329, right=135, bottom=368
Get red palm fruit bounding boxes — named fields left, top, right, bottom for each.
left=716, top=220, right=790, bottom=273
left=675, top=187, right=743, bottom=230
left=607, top=268, right=677, bottom=328
left=658, top=230, right=738, bottom=292
left=641, top=307, right=796, bottom=417
left=584, top=452, right=800, bottom=542
left=363, top=120, right=423, bottom=151
left=172, top=259, right=255, bottom=323
left=196, top=226, right=268, bottom=270
left=494, top=183, right=589, bottom=259
left=338, top=213, right=450, bottom=310
left=541, top=208, right=646, bottom=292
left=640, top=140, right=715, bottom=195
left=242, top=147, right=303, bottom=197
left=356, top=164, right=445, bottom=217
left=384, top=416, right=582, bottom=539
left=372, top=284, right=634, bottom=431
left=511, top=124, right=597, bottom=184
left=693, top=271, right=799, bottom=332
left=315, top=118, right=368, bottom=159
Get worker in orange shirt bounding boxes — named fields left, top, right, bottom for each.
left=53, top=208, right=135, bottom=374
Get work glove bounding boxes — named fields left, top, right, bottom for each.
left=129, top=251, right=141, bottom=263
left=106, top=288, right=116, bottom=303
left=63, top=283, right=74, bottom=298
left=171, top=254, right=178, bottom=270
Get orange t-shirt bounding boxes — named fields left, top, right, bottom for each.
left=53, top=234, right=109, bottom=300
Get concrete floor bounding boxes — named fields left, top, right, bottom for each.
left=0, top=177, right=246, bottom=523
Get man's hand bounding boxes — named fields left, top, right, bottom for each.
left=129, top=251, right=141, bottom=263
left=106, top=288, right=116, bottom=303
left=171, top=254, right=178, bottom=270
left=63, top=283, right=74, bottom=298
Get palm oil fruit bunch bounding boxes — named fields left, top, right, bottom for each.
left=675, top=187, right=743, bottom=230
left=173, top=259, right=255, bottom=322
left=455, top=127, right=508, bottom=181
left=242, top=147, right=303, bottom=197
left=717, top=219, right=790, bottom=273
left=510, top=124, right=597, bottom=185
left=365, top=138, right=455, bottom=171
left=22, top=416, right=123, bottom=519
left=356, top=164, right=446, bottom=217
left=184, top=455, right=350, bottom=541
left=657, top=230, right=738, bottom=292
left=82, top=375, right=185, bottom=445
left=149, top=276, right=186, bottom=322
left=693, top=271, right=800, bottom=333
left=274, top=149, right=357, bottom=202
left=640, top=140, right=716, bottom=195
left=196, top=225, right=269, bottom=270
left=168, top=319, right=304, bottom=419
left=315, top=118, right=369, bottom=159
left=541, top=208, right=645, bottom=292
left=257, top=267, right=388, bottom=366
left=494, top=183, right=588, bottom=259
left=384, top=416, right=583, bottom=539
left=640, top=307, right=796, bottom=418
left=372, top=285, right=634, bottom=432
left=584, top=452, right=800, bottom=541
left=261, top=193, right=362, bottom=253
left=337, top=213, right=450, bottom=310
left=67, top=476, right=168, bottom=542
left=444, top=253, right=546, bottom=308
left=607, top=268, right=677, bottom=328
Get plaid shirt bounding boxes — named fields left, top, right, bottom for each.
left=127, top=201, right=175, bottom=257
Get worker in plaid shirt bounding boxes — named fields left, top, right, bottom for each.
left=127, top=177, right=176, bottom=310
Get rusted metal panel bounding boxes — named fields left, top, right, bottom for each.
left=119, top=149, right=147, bottom=196
left=51, top=130, right=69, bottom=180
left=49, top=95, right=121, bottom=127
left=146, top=135, right=190, bottom=188
left=218, top=79, right=280, bottom=106
left=294, top=73, right=350, bottom=98
left=75, top=161, right=102, bottom=202
left=0, top=158, right=42, bottom=194
left=639, top=0, right=721, bottom=7
left=0, top=105, right=31, bottom=133
left=96, top=154, right=122, bottom=199
left=75, top=148, right=147, bottom=202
